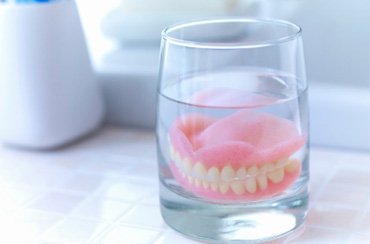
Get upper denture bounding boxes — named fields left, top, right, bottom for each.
left=169, top=110, right=305, bottom=169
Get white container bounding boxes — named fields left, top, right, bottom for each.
left=0, top=0, right=104, bottom=149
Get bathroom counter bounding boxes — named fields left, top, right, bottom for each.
left=0, top=126, right=369, bottom=243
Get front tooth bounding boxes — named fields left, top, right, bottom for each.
left=286, top=159, right=300, bottom=173
left=207, top=167, right=220, bottom=182
left=268, top=168, right=285, bottom=183
left=221, top=166, right=235, bottom=182
left=193, top=162, right=207, bottom=180
left=210, top=182, right=218, bottom=192
left=257, top=175, right=268, bottom=190
left=245, top=178, right=257, bottom=193
left=219, top=182, right=229, bottom=194
left=202, top=181, right=209, bottom=189
left=230, top=182, right=245, bottom=195
left=236, top=167, right=247, bottom=180
left=247, top=166, right=259, bottom=177
left=183, top=158, right=192, bottom=174
left=194, top=179, right=201, bottom=187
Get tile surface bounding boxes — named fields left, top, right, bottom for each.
left=0, top=126, right=368, bottom=243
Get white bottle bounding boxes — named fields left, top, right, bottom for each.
left=0, top=0, right=104, bottom=149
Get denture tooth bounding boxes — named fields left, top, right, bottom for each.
left=187, top=176, right=194, bottom=185
left=221, top=166, right=235, bottom=182
left=183, top=158, right=192, bottom=175
left=219, top=183, right=229, bottom=194
left=247, top=166, right=259, bottom=177
left=245, top=178, right=257, bottom=193
left=202, top=181, right=209, bottom=189
left=207, top=167, right=220, bottom=182
left=236, top=167, right=247, bottom=180
left=257, top=175, right=268, bottom=190
left=194, top=179, right=201, bottom=187
left=193, top=162, right=207, bottom=180
left=285, top=159, right=300, bottom=173
left=210, top=183, right=218, bottom=192
left=230, top=182, right=245, bottom=195
left=259, top=163, right=274, bottom=174
left=276, top=157, right=289, bottom=168
left=268, top=168, right=285, bottom=183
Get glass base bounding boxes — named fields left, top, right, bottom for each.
left=160, top=181, right=308, bottom=244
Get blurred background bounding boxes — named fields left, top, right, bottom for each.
left=0, top=0, right=369, bottom=150
left=76, top=0, right=370, bottom=151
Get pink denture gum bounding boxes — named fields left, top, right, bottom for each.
left=168, top=108, right=305, bottom=202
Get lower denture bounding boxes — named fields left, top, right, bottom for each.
left=168, top=109, right=305, bottom=201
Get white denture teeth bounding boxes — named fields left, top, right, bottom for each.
left=170, top=145, right=301, bottom=195
left=193, top=162, right=207, bottom=180
left=219, top=182, right=229, bottom=194
left=183, top=158, right=192, bottom=174
left=285, top=159, right=300, bottom=173
left=230, top=181, right=245, bottom=195
left=257, top=174, right=268, bottom=190
left=259, top=163, right=274, bottom=174
left=236, top=167, right=247, bottom=180
left=194, top=179, right=201, bottom=187
left=202, top=181, right=209, bottom=189
left=276, top=157, right=289, bottom=168
left=267, top=168, right=285, bottom=183
left=221, top=166, right=235, bottom=182
left=187, top=175, right=194, bottom=184
left=207, top=167, right=220, bottom=182
left=247, top=166, right=259, bottom=177
left=245, top=178, right=257, bottom=193
left=210, top=182, right=218, bottom=192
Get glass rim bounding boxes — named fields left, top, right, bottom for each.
left=161, top=18, right=302, bottom=49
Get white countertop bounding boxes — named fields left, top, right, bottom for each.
left=0, top=126, right=370, bottom=244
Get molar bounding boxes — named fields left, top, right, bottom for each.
left=276, top=157, right=289, bottom=168
left=267, top=168, right=285, bottom=183
left=286, top=159, right=300, bottom=173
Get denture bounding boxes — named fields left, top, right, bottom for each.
left=168, top=110, right=305, bottom=201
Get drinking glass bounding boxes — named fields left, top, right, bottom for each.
left=156, top=19, right=309, bottom=243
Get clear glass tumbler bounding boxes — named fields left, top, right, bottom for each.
left=156, top=19, right=309, bottom=243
